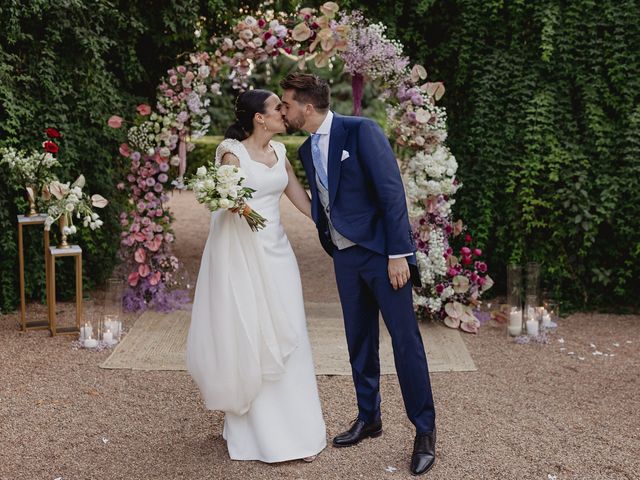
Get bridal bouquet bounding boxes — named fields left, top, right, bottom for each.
left=187, top=164, right=267, bottom=231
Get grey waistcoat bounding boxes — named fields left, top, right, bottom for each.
left=316, top=172, right=356, bottom=250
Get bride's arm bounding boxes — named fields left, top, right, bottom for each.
left=284, top=158, right=312, bottom=220
left=220, top=152, right=240, bottom=166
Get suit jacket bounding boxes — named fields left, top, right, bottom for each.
left=298, top=112, right=421, bottom=286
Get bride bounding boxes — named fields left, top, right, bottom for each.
left=186, top=89, right=326, bottom=463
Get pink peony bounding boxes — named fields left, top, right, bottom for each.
left=462, top=256, right=473, bottom=266
left=460, top=247, right=471, bottom=256
left=108, top=115, right=123, bottom=128
left=134, top=232, right=146, bottom=243
left=177, top=65, right=187, bottom=74
left=136, top=104, right=152, bottom=116
left=473, top=248, right=482, bottom=257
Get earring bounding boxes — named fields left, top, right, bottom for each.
left=263, top=123, right=268, bottom=131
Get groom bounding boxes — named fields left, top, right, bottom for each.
left=280, top=73, right=436, bottom=475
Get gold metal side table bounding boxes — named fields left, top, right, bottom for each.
left=47, top=245, right=83, bottom=336
left=17, top=214, right=50, bottom=332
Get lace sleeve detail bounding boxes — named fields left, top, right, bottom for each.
left=215, top=138, right=244, bottom=165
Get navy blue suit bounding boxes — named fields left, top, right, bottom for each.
left=298, top=112, right=436, bottom=434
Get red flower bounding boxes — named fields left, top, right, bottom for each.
left=263, top=31, right=272, bottom=40
left=465, top=234, right=472, bottom=244
left=43, top=141, right=59, bottom=153
left=257, top=18, right=266, bottom=28
left=45, top=128, right=61, bottom=138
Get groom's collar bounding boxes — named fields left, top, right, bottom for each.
left=313, top=110, right=334, bottom=135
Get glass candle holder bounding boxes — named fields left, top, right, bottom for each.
left=524, top=294, right=540, bottom=336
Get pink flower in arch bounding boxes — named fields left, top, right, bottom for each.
left=138, top=264, right=151, bottom=278
left=107, top=115, right=123, bottom=128
left=119, top=143, right=131, bottom=157
left=149, top=271, right=162, bottom=286
left=134, top=248, right=147, bottom=264
left=136, top=104, right=152, bottom=116
left=128, top=271, right=140, bottom=287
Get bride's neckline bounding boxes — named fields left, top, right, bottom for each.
left=239, top=140, right=279, bottom=169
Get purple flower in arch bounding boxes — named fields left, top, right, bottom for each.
left=154, top=183, right=164, bottom=193
left=146, top=177, right=156, bottom=187
left=157, top=173, right=169, bottom=183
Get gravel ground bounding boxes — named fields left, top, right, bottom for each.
left=1, top=191, right=639, bottom=480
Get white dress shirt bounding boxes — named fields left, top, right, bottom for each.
left=312, top=112, right=411, bottom=260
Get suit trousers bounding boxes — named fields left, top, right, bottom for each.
left=332, top=245, right=436, bottom=434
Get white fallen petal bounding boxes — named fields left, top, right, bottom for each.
left=102, top=437, right=109, bottom=444
left=610, top=354, right=615, bottom=357
left=613, top=343, right=620, bottom=347
left=385, top=466, right=398, bottom=473
left=626, top=340, right=632, bottom=344
left=558, top=338, right=565, bottom=344
left=578, top=356, right=585, bottom=361
left=568, top=351, right=575, bottom=355
left=560, top=347, right=566, bottom=351
left=589, top=343, right=596, bottom=348
left=592, top=350, right=603, bottom=356
left=548, top=475, right=557, bottom=480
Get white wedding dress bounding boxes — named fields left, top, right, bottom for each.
left=187, top=138, right=326, bottom=462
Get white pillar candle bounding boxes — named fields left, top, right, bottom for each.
left=508, top=325, right=522, bottom=336
left=80, top=324, right=93, bottom=341
left=84, top=337, right=98, bottom=348
left=526, top=319, right=539, bottom=336
left=103, top=330, right=113, bottom=343
left=542, top=311, right=551, bottom=326
left=111, top=320, right=121, bottom=339
left=508, top=309, right=522, bottom=336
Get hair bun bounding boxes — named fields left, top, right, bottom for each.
left=224, top=120, right=248, bottom=141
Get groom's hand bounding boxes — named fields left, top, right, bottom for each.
left=388, top=257, right=410, bottom=290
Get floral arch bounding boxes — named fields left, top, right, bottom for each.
left=109, top=2, right=492, bottom=332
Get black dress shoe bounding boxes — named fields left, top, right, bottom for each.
left=410, top=430, right=436, bottom=475
left=332, top=418, right=382, bottom=447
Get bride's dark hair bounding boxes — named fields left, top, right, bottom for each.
left=225, top=89, right=274, bottom=140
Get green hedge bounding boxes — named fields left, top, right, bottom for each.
left=189, top=136, right=309, bottom=188
left=0, top=1, right=231, bottom=312
left=343, top=0, right=640, bottom=311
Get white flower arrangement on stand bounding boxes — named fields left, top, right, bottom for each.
left=42, top=174, right=108, bottom=248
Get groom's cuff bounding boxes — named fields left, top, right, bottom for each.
left=389, top=253, right=412, bottom=259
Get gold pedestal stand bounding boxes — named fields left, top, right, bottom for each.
left=47, top=245, right=83, bottom=336
left=17, top=214, right=51, bottom=332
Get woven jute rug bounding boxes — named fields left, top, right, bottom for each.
left=100, top=303, right=476, bottom=373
